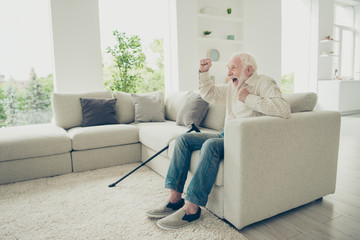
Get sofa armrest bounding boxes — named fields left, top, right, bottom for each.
left=223, top=111, right=341, bottom=229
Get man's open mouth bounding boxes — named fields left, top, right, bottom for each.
left=232, top=78, right=239, bottom=86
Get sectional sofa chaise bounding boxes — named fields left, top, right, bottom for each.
left=0, top=90, right=341, bottom=230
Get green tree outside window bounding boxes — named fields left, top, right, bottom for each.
left=0, top=69, right=54, bottom=127
left=105, top=31, right=146, bottom=93
left=281, top=72, right=294, bottom=94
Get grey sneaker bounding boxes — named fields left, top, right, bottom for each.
left=145, top=198, right=185, bottom=218
left=156, top=207, right=201, bottom=230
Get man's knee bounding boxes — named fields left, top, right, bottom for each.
left=202, top=139, right=218, bottom=151
left=202, top=139, right=223, bottom=155
left=176, top=133, right=193, bottom=145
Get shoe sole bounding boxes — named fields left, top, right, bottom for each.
left=145, top=211, right=176, bottom=218
left=156, top=218, right=200, bottom=230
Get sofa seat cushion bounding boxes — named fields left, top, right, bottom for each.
left=0, top=124, right=71, bottom=162
left=135, top=121, right=219, bottom=157
left=135, top=121, right=186, bottom=156
left=68, top=124, right=139, bottom=151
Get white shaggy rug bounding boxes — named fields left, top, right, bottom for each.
left=0, top=163, right=247, bottom=240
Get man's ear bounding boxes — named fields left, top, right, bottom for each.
left=245, top=65, right=253, bottom=77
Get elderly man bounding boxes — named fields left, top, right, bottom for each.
left=146, top=52, right=291, bottom=230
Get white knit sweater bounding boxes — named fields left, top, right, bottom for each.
left=198, top=71, right=291, bottom=121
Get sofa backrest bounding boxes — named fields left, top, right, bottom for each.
left=51, top=90, right=313, bottom=131
left=52, top=91, right=112, bottom=129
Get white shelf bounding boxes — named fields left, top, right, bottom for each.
left=197, top=13, right=243, bottom=22
left=197, top=0, right=244, bottom=83
left=319, top=54, right=339, bottom=57
left=199, top=38, right=243, bottom=44
left=320, top=39, right=339, bottom=43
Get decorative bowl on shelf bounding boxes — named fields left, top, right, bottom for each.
left=227, top=35, right=235, bottom=40
left=207, top=49, right=220, bottom=62
left=200, top=7, right=218, bottom=16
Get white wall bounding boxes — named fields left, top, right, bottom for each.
left=243, top=0, right=282, bottom=83
left=169, top=0, right=199, bottom=92
left=167, top=0, right=180, bottom=93
left=355, top=4, right=360, bottom=74
left=50, top=0, right=104, bottom=93
left=317, top=0, right=335, bottom=80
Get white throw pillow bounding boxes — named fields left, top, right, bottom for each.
left=113, top=91, right=135, bottom=124
left=131, top=91, right=165, bottom=123
left=200, top=104, right=226, bottom=131
left=164, top=91, right=188, bottom=121
left=284, top=92, right=318, bottom=113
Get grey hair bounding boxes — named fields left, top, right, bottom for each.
left=230, top=52, right=258, bottom=73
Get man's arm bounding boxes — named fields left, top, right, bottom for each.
left=239, top=78, right=291, bottom=119
left=198, top=58, right=227, bottom=104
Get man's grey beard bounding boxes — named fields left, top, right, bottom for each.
left=233, top=68, right=247, bottom=92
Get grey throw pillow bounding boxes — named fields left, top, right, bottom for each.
left=79, top=98, right=119, bottom=127
left=176, top=91, right=209, bottom=128
left=113, top=91, right=135, bottom=124
left=283, top=92, right=318, bottom=113
left=131, top=91, right=165, bottom=122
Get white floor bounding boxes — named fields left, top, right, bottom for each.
left=240, top=114, right=360, bottom=240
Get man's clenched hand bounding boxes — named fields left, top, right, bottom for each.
left=238, top=87, right=250, bottom=103
left=200, top=58, right=212, bottom=73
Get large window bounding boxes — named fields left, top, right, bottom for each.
left=0, top=0, right=54, bottom=127
left=281, top=0, right=310, bottom=94
left=98, top=0, right=169, bottom=94
left=334, top=3, right=356, bottom=79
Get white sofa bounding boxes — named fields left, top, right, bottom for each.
left=0, top=124, right=72, bottom=183
left=0, top=90, right=341, bottom=230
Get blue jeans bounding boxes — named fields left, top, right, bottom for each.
left=165, top=132, right=224, bottom=207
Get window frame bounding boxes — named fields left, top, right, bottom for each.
left=334, top=3, right=356, bottom=79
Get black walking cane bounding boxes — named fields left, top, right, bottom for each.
left=108, top=123, right=201, bottom=188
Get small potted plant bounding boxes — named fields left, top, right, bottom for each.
left=203, top=30, right=212, bottom=38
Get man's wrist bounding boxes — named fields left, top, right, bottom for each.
left=244, top=94, right=257, bottom=107
left=199, top=71, right=211, bottom=83
left=239, top=94, right=248, bottom=103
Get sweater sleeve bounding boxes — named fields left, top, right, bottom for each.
left=244, top=79, right=291, bottom=119
left=198, top=71, right=227, bottom=104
